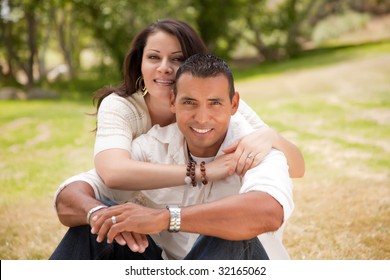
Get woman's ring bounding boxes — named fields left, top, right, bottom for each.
left=111, top=216, right=117, bottom=224
left=247, top=153, right=254, bottom=160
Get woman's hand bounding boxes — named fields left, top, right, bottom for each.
left=204, top=152, right=236, bottom=179
left=223, top=127, right=277, bottom=177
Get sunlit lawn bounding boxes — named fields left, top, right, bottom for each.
left=238, top=43, right=390, bottom=259
left=0, top=101, right=95, bottom=259
left=0, top=41, right=389, bottom=259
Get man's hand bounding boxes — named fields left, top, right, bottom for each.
left=90, top=205, right=150, bottom=253
left=90, top=202, right=168, bottom=248
left=116, top=231, right=149, bottom=253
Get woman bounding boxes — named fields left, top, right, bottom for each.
left=52, top=19, right=304, bottom=258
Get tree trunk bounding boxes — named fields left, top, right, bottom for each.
left=2, top=20, right=27, bottom=85
left=57, top=9, right=74, bottom=79
left=26, top=9, right=38, bottom=87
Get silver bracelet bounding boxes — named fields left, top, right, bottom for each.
left=86, top=205, right=108, bottom=224
left=166, top=206, right=181, bottom=232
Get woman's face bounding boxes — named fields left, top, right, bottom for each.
left=141, top=31, right=184, bottom=104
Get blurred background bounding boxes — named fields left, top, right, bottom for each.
left=1, top=0, right=389, bottom=96
left=1, top=0, right=389, bottom=259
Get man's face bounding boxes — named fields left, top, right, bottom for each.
left=170, top=73, right=239, bottom=157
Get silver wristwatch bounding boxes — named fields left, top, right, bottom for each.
left=166, top=206, right=181, bottom=232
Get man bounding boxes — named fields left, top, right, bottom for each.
left=51, top=54, right=293, bottom=260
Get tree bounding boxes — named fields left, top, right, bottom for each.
left=0, top=0, right=79, bottom=86
left=191, top=0, right=241, bottom=59
left=235, top=0, right=323, bottom=61
left=72, top=0, right=194, bottom=72
left=0, top=0, right=42, bottom=86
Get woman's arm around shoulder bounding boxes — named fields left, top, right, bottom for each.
left=227, top=98, right=305, bottom=178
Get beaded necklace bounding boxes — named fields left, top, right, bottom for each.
left=185, top=147, right=208, bottom=187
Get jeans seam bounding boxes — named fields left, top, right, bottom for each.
left=237, top=241, right=251, bottom=259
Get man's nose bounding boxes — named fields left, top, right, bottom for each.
left=194, top=106, right=210, bottom=124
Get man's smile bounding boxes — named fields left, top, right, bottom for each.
left=191, top=127, right=213, bottom=134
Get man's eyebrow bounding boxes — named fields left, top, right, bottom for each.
left=179, top=96, right=196, bottom=101
left=178, top=97, right=225, bottom=101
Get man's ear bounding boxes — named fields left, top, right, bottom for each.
left=231, top=91, right=240, bottom=115
left=170, top=90, right=176, bottom=113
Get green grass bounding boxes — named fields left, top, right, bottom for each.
left=1, top=40, right=389, bottom=259
left=232, top=39, right=390, bottom=81
left=236, top=40, right=390, bottom=259
left=0, top=101, right=95, bottom=201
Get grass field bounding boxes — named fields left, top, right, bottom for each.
left=238, top=46, right=390, bottom=259
left=0, top=41, right=389, bottom=260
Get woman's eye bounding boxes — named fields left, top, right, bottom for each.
left=173, top=57, right=185, bottom=62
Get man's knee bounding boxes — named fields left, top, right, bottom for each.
left=185, top=235, right=269, bottom=260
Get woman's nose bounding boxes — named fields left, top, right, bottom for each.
left=157, top=59, right=174, bottom=74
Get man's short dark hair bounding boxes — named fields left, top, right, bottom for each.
left=174, top=54, right=235, bottom=100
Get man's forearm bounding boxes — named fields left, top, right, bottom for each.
left=56, top=181, right=103, bottom=227
left=180, top=192, right=284, bottom=240
left=92, top=192, right=284, bottom=245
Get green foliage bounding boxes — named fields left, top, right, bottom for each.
left=192, top=0, right=242, bottom=59
left=312, top=10, right=371, bottom=43
left=1, top=0, right=389, bottom=88
left=46, top=67, right=122, bottom=103
left=230, top=0, right=325, bottom=60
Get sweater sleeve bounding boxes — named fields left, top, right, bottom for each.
left=94, top=93, right=151, bottom=157
left=237, top=98, right=268, bottom=130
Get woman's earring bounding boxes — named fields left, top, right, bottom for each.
left=142, top=86, right=148, bottom=97
left=136, top=76, right=148, bottom=96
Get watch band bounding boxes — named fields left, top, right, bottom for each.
left=166, top=206, right=181, bottom=232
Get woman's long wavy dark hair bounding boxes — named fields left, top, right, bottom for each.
left=92, top=18, right=208, bottom=110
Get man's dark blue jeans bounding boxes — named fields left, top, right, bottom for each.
left=49, top=225, right=269, bottom=260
